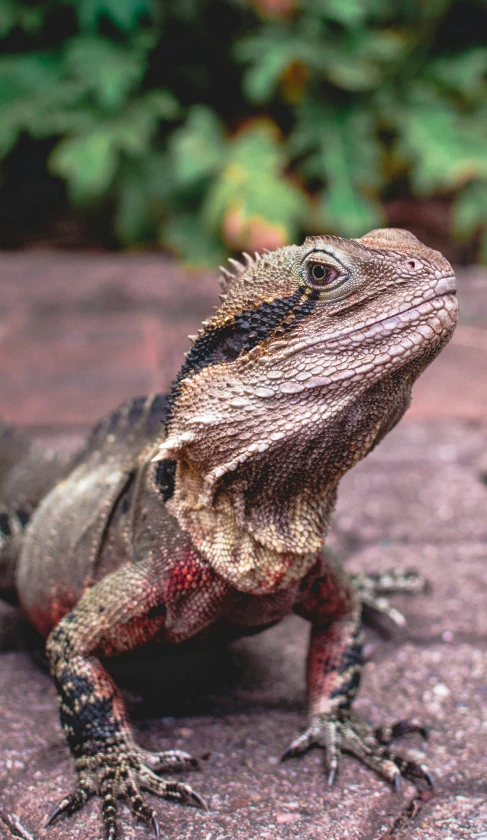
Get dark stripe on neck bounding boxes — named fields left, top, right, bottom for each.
left=166, top=286, right=318, bottom=422
left=154, top=459, right=177, bottom=501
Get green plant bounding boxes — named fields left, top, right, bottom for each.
left=0, top=0, right=486, bottom=262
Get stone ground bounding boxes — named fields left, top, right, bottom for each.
left=0, top=252, right=486, bottom=840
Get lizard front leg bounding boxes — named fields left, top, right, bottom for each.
left=45, top=561, right=206, bottom=839
left=285, top=558, right=433, bottom=789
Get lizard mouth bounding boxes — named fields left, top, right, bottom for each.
left=274, top=283, right=457, bottom=361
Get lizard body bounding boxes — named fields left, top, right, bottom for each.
left=0, top=229, right=458, bottom=838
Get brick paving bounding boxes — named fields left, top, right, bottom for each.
left=0, top=252, right=486, bottom=840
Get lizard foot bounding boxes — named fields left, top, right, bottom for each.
left=281, top=711, right=433, bottom=790
left=353, top=569, right=428, bottom=634
left=46, top=745, right=206, bottom=839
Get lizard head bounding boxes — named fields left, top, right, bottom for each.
left=159, top=228, right=457, bottom=501
left=155, top=228, right=457, bottom=592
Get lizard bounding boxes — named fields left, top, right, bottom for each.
left=0, top=228, right=458, bottom=839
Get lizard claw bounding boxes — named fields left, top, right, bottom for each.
left=45, top=787, right=89, bottom=827
left=187, top=789, right=208, bottom=810
left=45, top=802, right=64, bottom=827
left=280, top=729, right=314, bottom=760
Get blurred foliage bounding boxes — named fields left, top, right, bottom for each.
left=0, top=0, right=486, bottom=262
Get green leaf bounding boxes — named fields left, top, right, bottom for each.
left=311, top=0, right=369, bottom=27
left=455, top=181, right=487, bottom=263
left=323, top=29, right=405, bottom=91
left=398, top=92, right=487, bottom=193
left=237, top=21, right=404, bottom=99
left=291, top=100, right=382, bottom=186
left=116, top=172, right=153, bottom=243
left=169, top=106, right=225, bottom=186
left=0, top=53, right=63, bottom=155
left=427, top=49, right=487, bottom=99
left=235, top=25, right=324, bottom=104
left=203, top=122, right=308, bottom=248
left=290, top=100, right=383, bottom=235
left=48, top=89, right=178, bottom=203
left=63, top=34, right=151, bottom=109
left=0, top=53, right=59, bottom=106
left=320, top=185, right=383, bottom=237
left=452, top=181, right=487, bottom=239
left=49, top=129, right=117, bottom=201
left=0, top=0, right=15, bottom=36
left=0, top=0, right=45, bottom=37
left=115, top=153, right=170, bottom=243
left=239, top=38, right=303, bottom=104
left=116, top=91, right=179, bottom=154
left=161, top=212, right=225, bottom=267
left=300, top=0, right=391, bottom=27
left=69, top=0, right=154, bottom=32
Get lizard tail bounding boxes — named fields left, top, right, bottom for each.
left=0, top=425, right=70, bottom=594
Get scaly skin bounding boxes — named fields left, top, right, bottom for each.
left=0, top=229, right=457, bottom=837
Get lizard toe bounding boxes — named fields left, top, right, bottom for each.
left=100, top=787, right=118, bottom=840
left=374, top=719, right=429, bottom=745
left=391, top=755, right=434, bottom=788
left=140, top=747, right=199, bottom=773
left=139, top=768, right=207, bottom=809
left=282, top=712, right=432, bottom=792
left=45, top=782, right=92, bottom=826
left=339, top=715, right=433, bottom=790
left=281, top=728, right=317, bottom=760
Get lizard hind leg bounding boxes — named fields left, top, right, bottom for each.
left=45, top=563, right=206, bottom=839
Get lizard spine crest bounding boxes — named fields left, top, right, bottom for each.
left=218, top=251, right=264, bottom=296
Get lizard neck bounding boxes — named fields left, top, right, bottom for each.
left=164, top=373, right=413, bottom=594
left=166, top=461, right=337, bottom=594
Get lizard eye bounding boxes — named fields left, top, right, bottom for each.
left=307, top=263, right=340, bottom=288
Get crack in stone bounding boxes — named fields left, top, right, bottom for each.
left=378, top=789, right=434, bottom=839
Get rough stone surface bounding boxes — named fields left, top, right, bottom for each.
left=0, top=253, right=486, bottom=840
left=0, top=252, right=217, bottom=429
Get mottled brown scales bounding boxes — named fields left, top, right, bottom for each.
left=0, top=229, right=457, bottom=838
